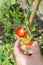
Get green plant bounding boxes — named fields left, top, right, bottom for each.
left=0, top=43, right=17, bottom=65
left=0, top=0, right=30, bottom=43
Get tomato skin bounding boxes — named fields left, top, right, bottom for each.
left=23, top=40, right=33, bottom=46
left=16, top=28, right=27, bottom=38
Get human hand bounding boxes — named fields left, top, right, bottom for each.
left=14, top=40, right=43, bottom=65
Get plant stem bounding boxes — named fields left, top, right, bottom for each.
left=29, top=0, right=41, bottom=25
left=29, top=0, right=34, bottom=6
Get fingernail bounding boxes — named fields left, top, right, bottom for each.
left=28, top=50, right=33, bottom=56
left=32, top=41, right=38, bottom=47
left=28, top=53, right=32, bottom=56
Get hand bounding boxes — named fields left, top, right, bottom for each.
left=14, top=40, right=43, bottom=65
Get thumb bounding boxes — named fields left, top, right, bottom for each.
left=14, top=39, right=24, bottom=57
left=14, top=39, right=20, bottom=48
left=14, top=39, right=21, bottom=55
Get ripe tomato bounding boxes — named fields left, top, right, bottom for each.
left=22, top=39, right=33, bottom=46
left=16, top=28, right=27, bottom=38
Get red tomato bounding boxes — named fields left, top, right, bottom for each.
left=23, top=40, right=33, bottom=46
left=16, top=28, right=27, bottom=38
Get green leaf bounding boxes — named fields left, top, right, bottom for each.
left=41, top=46, right=43, bottom=49
left=5, top=33, right=11, bottom=37
left=10, top=0, right=16, bottom=5
left=1, top=19, right=9, bottom=25
left=6, top=0, right=16, bottom=6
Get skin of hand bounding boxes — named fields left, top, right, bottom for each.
left=14, top=39, right=43, bottom=65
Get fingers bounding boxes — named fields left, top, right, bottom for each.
left=20, top=45, right=27, bottom=51
left=30, top=41, right=40, bottom=56
left=27, top=50, right=33, bottom=56
left=32, top=41, right=39, bottom=52
left=27, top=41, right=38, bottom=56
left=14, top=39, right=24, bottom=56
left=32, top=41, right=38, bottom=48
left=14, top=40, right=40, bottom=57
left=14, top=39, right=20, bottom=54
left=20, top=42, right=36, bottom=56
left=14, top=39, right=20, bottom=48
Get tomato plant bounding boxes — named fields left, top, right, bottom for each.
left=22, top=39, right=33, bottom=46
left=16, top=28, right=27, bottom=38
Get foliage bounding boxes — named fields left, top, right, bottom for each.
left=0, top=0, right=37, bottom=42
left=0, top=43, right=17, bottom=65
left=0, top=0, right=29, bottom=42
left=39, top=43, right=43, bottom=56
